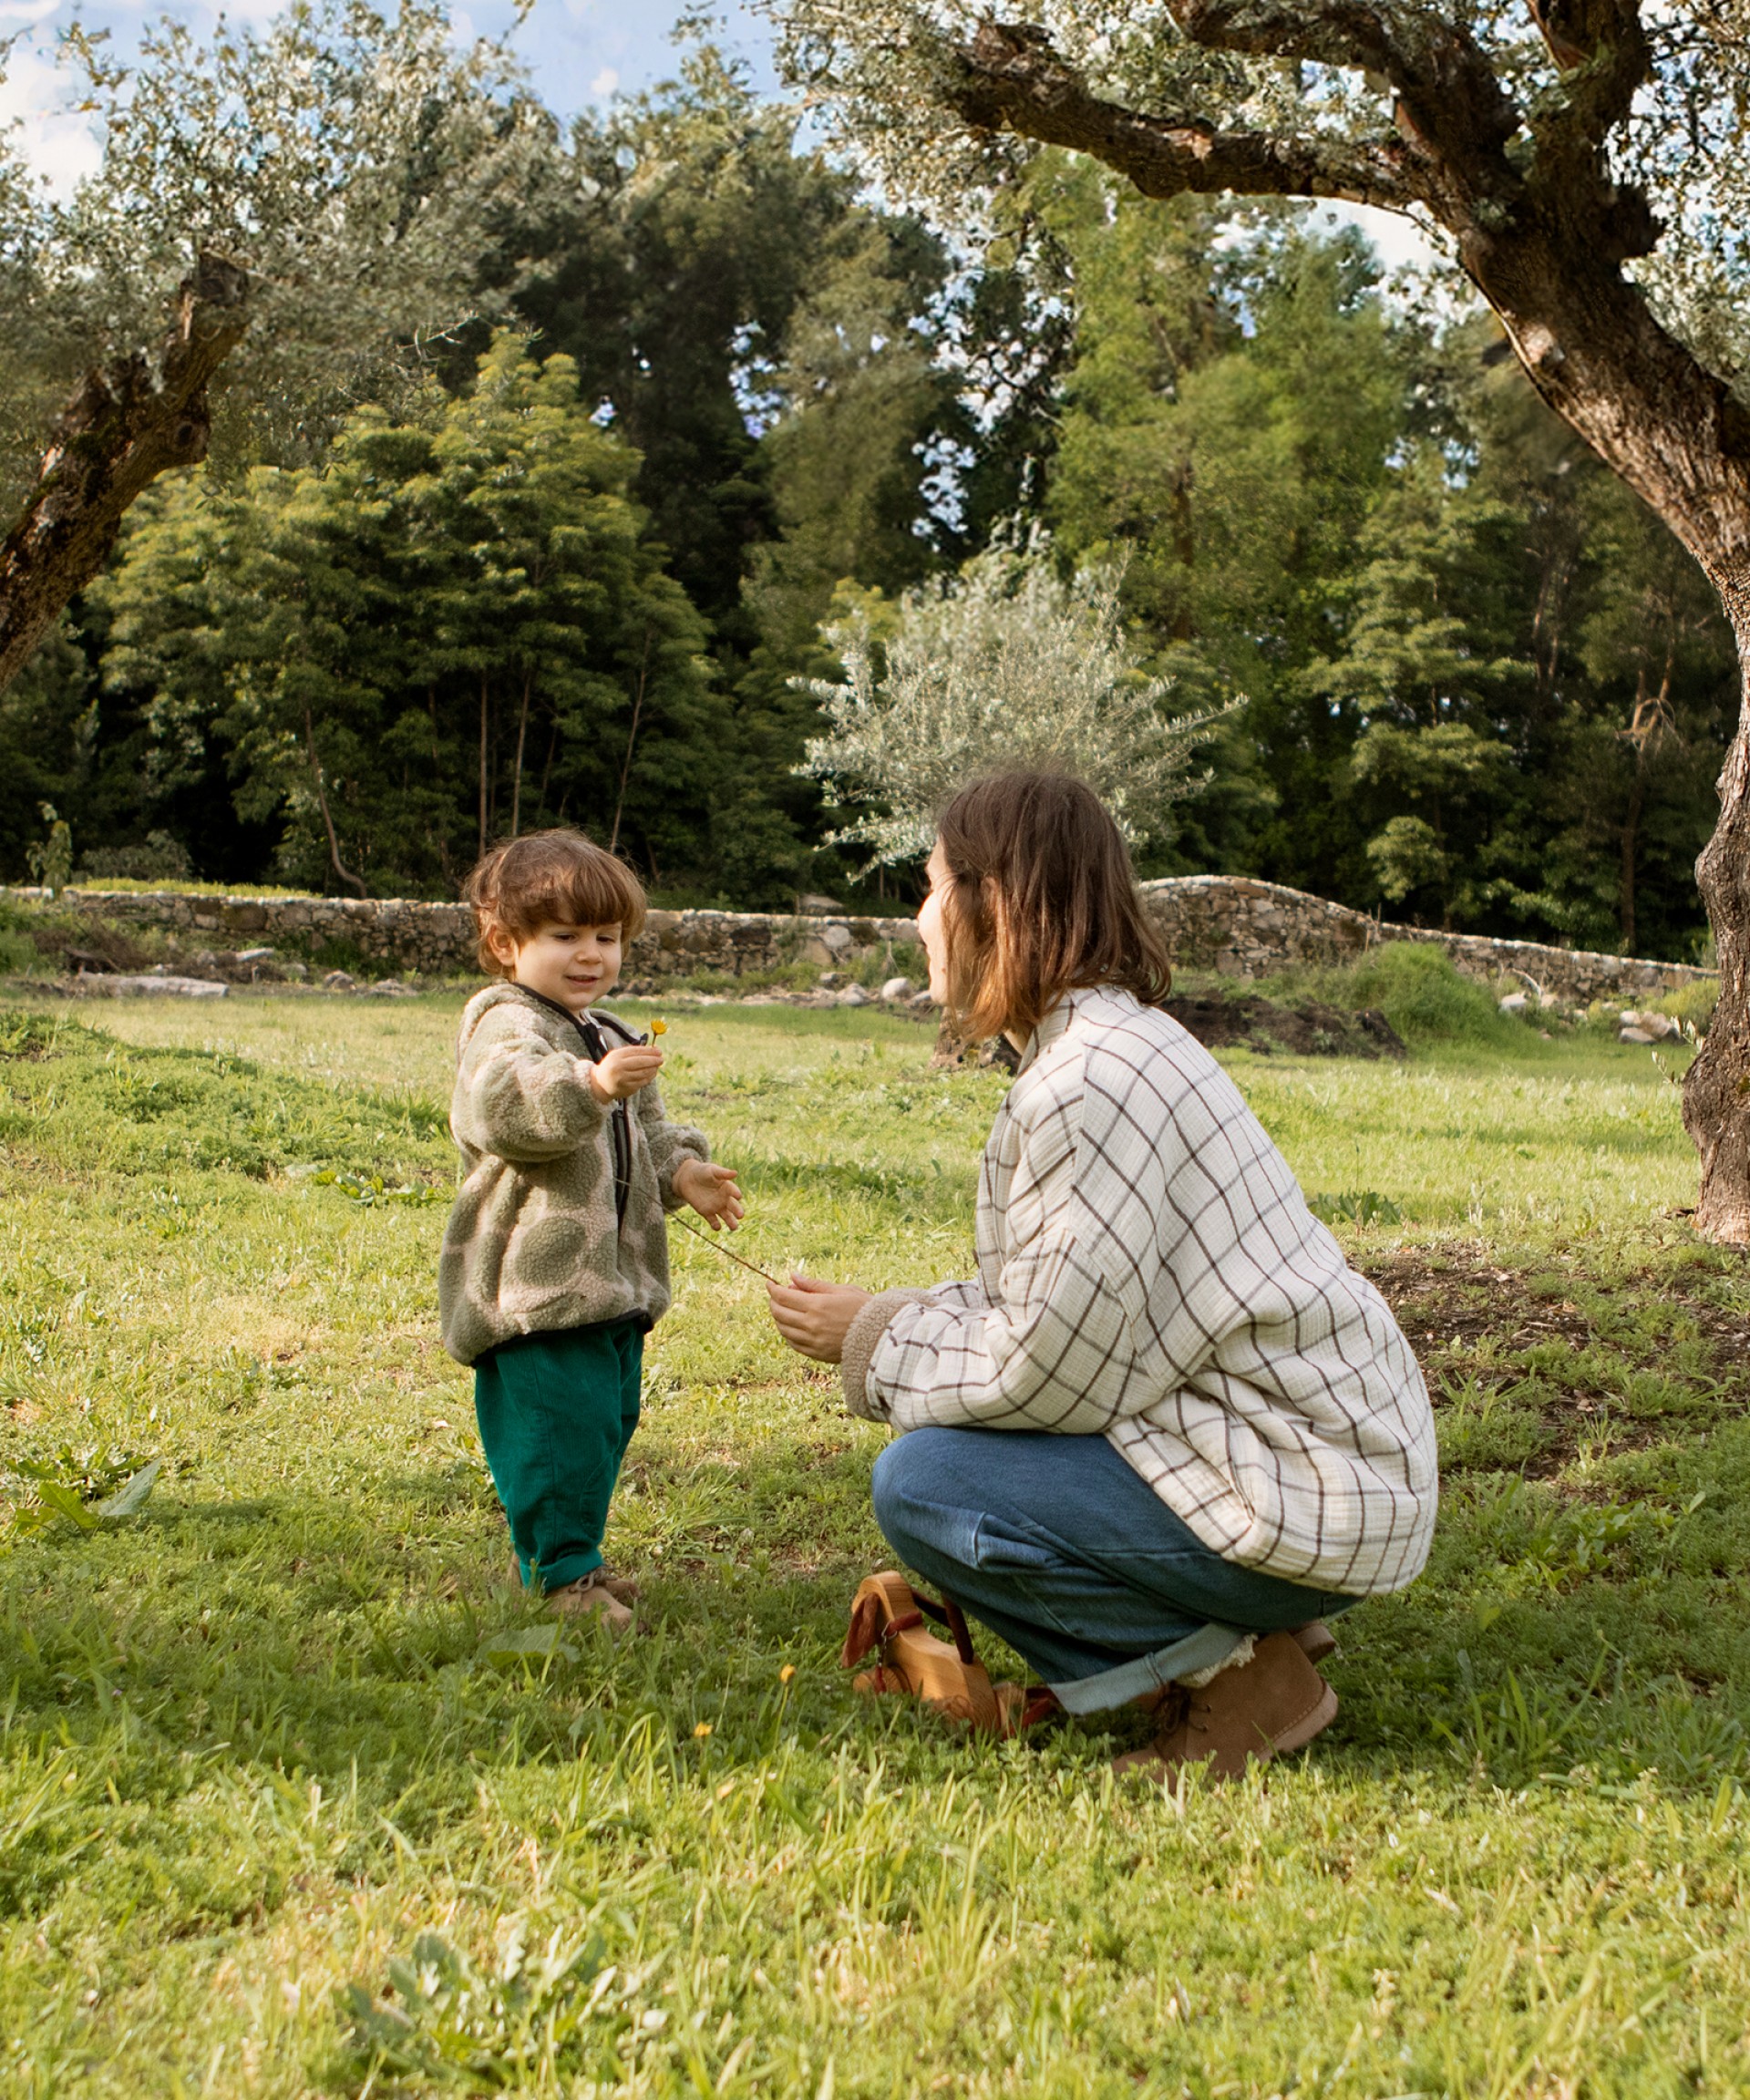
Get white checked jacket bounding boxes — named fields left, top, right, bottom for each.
left=844, top=985, right=1437, bottom=1596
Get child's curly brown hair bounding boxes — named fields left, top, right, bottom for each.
left=463, top=830, right=647, bottom=976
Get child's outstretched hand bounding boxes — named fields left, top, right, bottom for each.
left=588, top=1045, right=664, bottom=1103
left=674, top=1159, right=744, bottom=1231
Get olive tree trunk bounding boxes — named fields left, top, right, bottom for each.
left=932, top=0, right=1750, bottom=1238
left=1689, top=638, right=1750, bottom=1240
left=0, top=253, right=250, bottom=692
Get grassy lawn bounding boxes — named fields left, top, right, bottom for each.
left=2, top=987, right=1748, bottom=2097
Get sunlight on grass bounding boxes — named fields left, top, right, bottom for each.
left=2, top=990, right=1746, bottom=2096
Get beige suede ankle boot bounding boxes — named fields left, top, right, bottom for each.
left=547, top=1579, right=635, bottom=1633
left=1114, top=1631, right=1338, bottom=1781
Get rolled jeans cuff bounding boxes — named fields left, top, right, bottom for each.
left=1047, top=1621, right=1246, bottom=1715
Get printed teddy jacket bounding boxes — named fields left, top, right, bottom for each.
left=438, top=983, right=710, bottom=1364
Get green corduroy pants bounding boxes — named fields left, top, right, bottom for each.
left=472, top=1317, right=644, bottom=1594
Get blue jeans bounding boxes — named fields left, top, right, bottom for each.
left=870, top=1427, right=1358, bottom=1713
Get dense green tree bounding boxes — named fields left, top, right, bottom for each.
left=96, top=338, right=717, bottom=895
left=1543, top=475, right=1737, bottom=957
left=0, top=623, right=94, bottom=880
left=1045, top=182, right=1415, bottom=889
left=0, top=0, right=548, bottom=693
left=476, top=40, right=1067, bottom=901
left=1031, top=177, right=1730, bottom=956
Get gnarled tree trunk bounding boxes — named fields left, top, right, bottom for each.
left=1689, top=646, right=1750, bottom=1240
left=0, top=252, right=251, bottom=691
left=924, top=0, right=1750, bottom=1238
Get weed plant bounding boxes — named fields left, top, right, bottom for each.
left=1, top=990, right=1747, bottom=2095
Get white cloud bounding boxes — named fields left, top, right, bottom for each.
left=0, top=32, right=102, bottom=198
left=589, top=65, right=617, bottom=96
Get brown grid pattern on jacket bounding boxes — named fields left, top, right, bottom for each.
left=842, top=986, right=1437, bottom=1597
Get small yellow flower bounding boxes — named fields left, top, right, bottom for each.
left=693, top=1721, right=713, bottom=1739
left=778, top=1664, right=797, bottom=1684
left=651, top=1018, right=669, bottom=1037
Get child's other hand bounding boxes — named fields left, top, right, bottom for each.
left=675, top=1158, right=744, bottom=1230
left=589, top=1045, right=664, bottom=1102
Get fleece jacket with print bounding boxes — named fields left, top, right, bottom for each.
left=438, top=983, right=710, bottom=1364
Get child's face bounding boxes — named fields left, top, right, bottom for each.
left=490, top=919, right=624, bottom=1014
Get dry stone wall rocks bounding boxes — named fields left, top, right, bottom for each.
left=1, top=877, right=1713, bottom=1004
left=1134, top=876, right=1714, bottom=1006
left=0, top=889, right=922, bottom=984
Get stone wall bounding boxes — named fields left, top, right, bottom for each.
left=4, top=875, right=1714, bottom=1004
left=4, top=887, right=921, bottom=983
left=1138, top=874, right=1714, bottom=1004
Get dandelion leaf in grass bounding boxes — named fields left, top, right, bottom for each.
left=32, top=1481, right=99, bottom=1532
left=95, top=1458, right=161, bottom=1518
left=340, top=1979, right=416, bottom=2054
left=343, top=1926, right=612, bottom=2084
left=478, top=1622, right=580, bottom=1668
left=1309, top=1189, right=1402, bottom=1227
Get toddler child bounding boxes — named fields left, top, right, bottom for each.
left=438, top=829, right=743, bottom=1629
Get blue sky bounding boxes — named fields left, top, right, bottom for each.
left=0, top=0, right=777, bottom=186
left=2, top=0, right=1437, bottom=274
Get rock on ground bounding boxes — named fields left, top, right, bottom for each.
left=83, top=974, right=228, bottom=999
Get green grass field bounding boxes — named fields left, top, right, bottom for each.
left=3, top=983, right=1748, bottom=2097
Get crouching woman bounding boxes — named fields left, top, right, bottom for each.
left=767, top=773, right=1437, bottom=1779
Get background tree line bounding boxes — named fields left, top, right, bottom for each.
left=0, top=37, right=1731, bottom=959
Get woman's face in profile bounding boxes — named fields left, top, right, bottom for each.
left=918, top=840, right=953, bottom=1006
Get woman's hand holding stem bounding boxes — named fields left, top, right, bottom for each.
left=767, top=1274, right=871, bottom=1364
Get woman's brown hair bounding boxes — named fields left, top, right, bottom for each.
left=936, top=771, right=1172, bottom=1040
left=463, top=829, right=647, bottom=976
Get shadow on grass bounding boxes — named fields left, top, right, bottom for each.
left=6, top=1410, right=1750, bottom=1928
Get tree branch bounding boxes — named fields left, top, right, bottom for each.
left=0, top=251, right=251, bottom=693
left=1517, top=0, right=1657, bottom=259
left=1525, top=0, right=1652, bottom=139
left=1168, top=0, right=1522, bottom=199
left=948, top=20, right=1411, bottom=210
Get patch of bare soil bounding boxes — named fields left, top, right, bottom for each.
left=29, top=921, right=151, bottom=974
left=1362, top=1242, right=1750, bottom=1477
left=1165, top=993, right=1405, bottom=1060
left=929, top=992, right=1407, bottom=1070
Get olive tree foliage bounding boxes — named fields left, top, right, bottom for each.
left=0, top=0, right=552, bottom=690
left=764, top=0, right=1745, bottom=343
left=800, top=537, right=1239, bottom=862
left=764, top=0, right=1750, bottom=1242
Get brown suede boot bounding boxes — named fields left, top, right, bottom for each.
left=1291, top=1619, right=1338, bottom=1663
left=1114, top=1631, right=1338, bottom=1781
left=547, top=1579, right=636, bottom=1633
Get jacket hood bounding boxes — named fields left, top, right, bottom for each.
left=455, top=983, right=640, bottom=1060
left=456, top=981, right=562, bottom=1060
